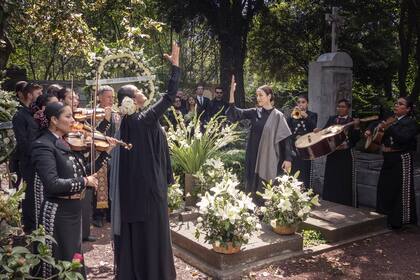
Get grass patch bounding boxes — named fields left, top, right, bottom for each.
left=301, top=229, right=327, bottom=247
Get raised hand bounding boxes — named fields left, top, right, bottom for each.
left=229, top=75, right=236, bottom=104
left=163, top=41, right=180, bottom=67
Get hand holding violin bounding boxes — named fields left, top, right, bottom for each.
left=105, top=136, right=118, bottom=154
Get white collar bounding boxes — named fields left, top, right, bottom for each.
left=50, top=131, right=60, bottom=139
left=338, top=115, right=349, bottom=119
left=397, top=115, right=406, bottom=121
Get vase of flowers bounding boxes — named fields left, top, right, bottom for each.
left=195, top=176, right=261, bottom=254
left=258, top=173, right=320, bottom=235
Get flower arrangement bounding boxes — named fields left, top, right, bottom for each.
left=86, top=47, right=157, bottom=108
left=166, top=111, right=240, bottom=175
left=194, top=158, right=238, bottom=197
left=258, top=173, right=320, bottom=233
left=119, top=96, right=138, bottom=116
left=195, top=176, right=261, bottom=253
left=168, top=176, right=183, bottom=211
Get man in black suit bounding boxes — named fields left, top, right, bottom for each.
left=207, top=86, right=228, bottom=121
left=195, top=84, right=210, bottom=122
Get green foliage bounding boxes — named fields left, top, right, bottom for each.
left=0, top=189, right=83, bottom=280
left=218, top=149, right=246, bottom=186
left=166, top=110, right=240, bottom=175
left=301, top=229, right=326, bottom=248
left=0, top=226, right=84, bottom=280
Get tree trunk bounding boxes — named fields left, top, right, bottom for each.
left=0, top=8, right=13, bottom=70
left=398, top=0, right=414, bottom=97
left=410, top=3, right=420, bottom=101
left=219, top=34, right=246, bottom=107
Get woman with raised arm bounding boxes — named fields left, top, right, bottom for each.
left=226, top=76, right=292, bottom=205
left=116, top=42, right=180, bottom=280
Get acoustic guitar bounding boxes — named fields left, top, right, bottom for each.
left=364, top=116, right=397, bottom=152
left=295, top=116, right=378, bottom=160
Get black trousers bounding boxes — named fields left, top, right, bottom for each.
left=377, top=152, right=417, bottom=227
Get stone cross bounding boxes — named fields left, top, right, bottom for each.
left=325, top=7, right=343, bottom=53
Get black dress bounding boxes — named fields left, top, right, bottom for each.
left=322, top=116, right=360, bottom=207
left=12, top=104, right=40, bottom=233
left=31, top=130, right=109, bottom=278
left=117, top=65, right=180, bottom=280
left=226, top=105, right=292, bottom=205
left=287, top=111, right=318, bottom=187
left=376, top=115, right=418, bottom=228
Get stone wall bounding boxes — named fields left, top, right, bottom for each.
left=311, top=151, right=420, bottom=225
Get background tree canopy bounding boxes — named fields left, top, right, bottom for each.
left=1, top=0, right=420, bottom=114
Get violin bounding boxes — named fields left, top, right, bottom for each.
left=67, top=122, right=132, bottom=151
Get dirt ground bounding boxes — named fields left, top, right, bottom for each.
left=84, top=224, right=420, bottom=280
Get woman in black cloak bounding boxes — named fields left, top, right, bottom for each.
left=226, top=76, right=292, bottom=205
left=116, top=42, right=180, bottom=280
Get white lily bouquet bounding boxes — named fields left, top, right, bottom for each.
left=195, top=176, right=261, bottom=253
left=258, top=173, right=320, bottom=232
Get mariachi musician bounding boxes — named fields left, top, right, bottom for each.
left=318, top=99, right=360, bottom=207
left=31, top=103, right=117, bottom=278
left=287, top=95, right=317, bottom=187
left=365, top=97, right=418, bottom=229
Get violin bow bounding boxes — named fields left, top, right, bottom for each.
left=70, top=76, right=74, bottom=112
left=91, top=73, right=99, bottom=176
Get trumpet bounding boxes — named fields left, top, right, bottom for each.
left=291, top=107, right=303, bottom=119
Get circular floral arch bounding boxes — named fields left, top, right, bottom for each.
left=89, top=50, right=156, bottom=107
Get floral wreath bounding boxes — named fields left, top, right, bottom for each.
left=86, top=47, right=156, bottom=108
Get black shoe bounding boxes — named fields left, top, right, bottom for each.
left=83, top=235, right=97, bottom=242
left=92, top=219, right=103, bottom=228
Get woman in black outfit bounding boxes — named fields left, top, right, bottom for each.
left=287, top=95, right=317, bottom=188
left=367, top=97, right=418, bottom=229
left=226, top=76, right=292, bottom=205
left=31, top=103, right=116, bottom=278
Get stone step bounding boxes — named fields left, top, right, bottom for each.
left=300, top=200, right=387, bottom=243
left=171, top=222, right=302, bottom=279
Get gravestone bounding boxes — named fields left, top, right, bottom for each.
left=308, top=7, right=353, bottom=194
left=301, top=200, right=387, bottom=242
left=308, top=52, right=354, bottom=194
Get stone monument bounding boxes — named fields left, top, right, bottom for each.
left=309, top=7, right=353, bottom=194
